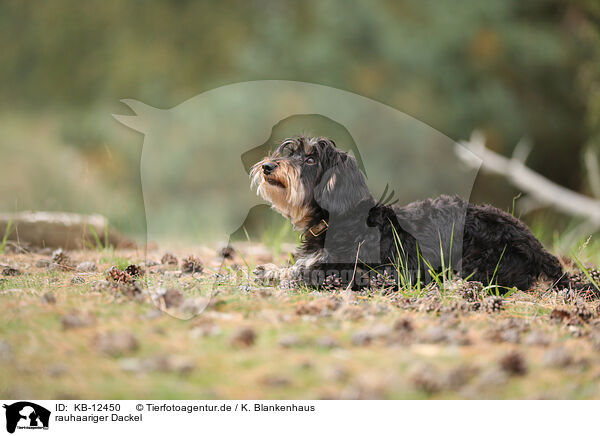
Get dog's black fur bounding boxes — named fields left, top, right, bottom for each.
left=251, top=136, right=569, bottom=291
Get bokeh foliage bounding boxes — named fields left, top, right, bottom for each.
left=0, top=0, right=598, bottom=239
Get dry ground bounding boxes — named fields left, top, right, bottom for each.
left=1, top=243, right=600, bottom=400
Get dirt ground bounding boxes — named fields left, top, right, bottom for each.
left=1, top=243, right=600, bottom=400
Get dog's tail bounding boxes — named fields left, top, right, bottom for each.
left=541, top=251, right=600, bottom=298
left=539, top=250, right=565, bottom=285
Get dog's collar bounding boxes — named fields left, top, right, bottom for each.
left=308, top=219, right=328, bottom=237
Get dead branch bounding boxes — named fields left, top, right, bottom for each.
left=584, top=148, right=600, bottom=199
left=455, top=131, right=600, bottom=226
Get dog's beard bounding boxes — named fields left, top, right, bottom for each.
left=250, top=160, right=312, bottom=229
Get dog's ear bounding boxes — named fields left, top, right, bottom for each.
left=314, top=151, right=370, bottom=215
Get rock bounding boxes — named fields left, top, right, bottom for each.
left=231, top=327, right=256, bottom=347
left=0, top=211, right=132, bottom=249
left=76, top=261, right=97, bottom=272
left=93, top=331, right=139, bottom=356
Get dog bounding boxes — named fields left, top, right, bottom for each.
left=250, top=135, right=572, bottom=291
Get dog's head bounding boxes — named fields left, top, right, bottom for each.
left=250, top=136, right=371, bottom=230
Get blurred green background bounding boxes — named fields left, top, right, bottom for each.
left=1, top=0, right=599, bottom=244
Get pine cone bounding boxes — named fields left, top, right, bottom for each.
left=574, top=302, right=593, bottom=323
left=125, top=264, right=144, bottom=278
left=219, top=246, right=235, bottom=260
left=499, top=351, right=527, bottom=375
left=52, top=248, right=73, bottom=270
left=181, top=256, right=203, bottom=274
left=2, top=266, right=21, bottom=276
left=417, top=297, right=440, bottom=313
left=459, top=281, right=484, bottom=302
left=484, top=296, right=503, bottom=312
left=106, top=266, right=132, bottom=284
left=469, top=301, right=482, bottom=312
left=323, top=273, right=343, bottom=290
left=161, top=253, right=178, bottom=265
left=113, top=281, right=142, bottom=299
left=550, top=308, right=574, bottom=324
left=570, top=268, right=600, bottom=288
left=369, top=271, right=396, bottom=290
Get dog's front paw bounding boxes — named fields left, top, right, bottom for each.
left=253, top=263, right=280, bottom=285
left=254, top=264, right=300, bottom=287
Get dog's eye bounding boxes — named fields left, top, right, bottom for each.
left=305, top=156, right=316, bottom=165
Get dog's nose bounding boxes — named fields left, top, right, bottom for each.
left=262, top=162, right=277, bottom=175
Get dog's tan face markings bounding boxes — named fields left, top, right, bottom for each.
left=250, top=141, right=312, bottom=229
left=250, top=136, right=339, bottom=230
